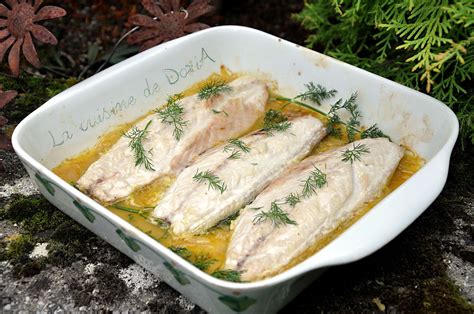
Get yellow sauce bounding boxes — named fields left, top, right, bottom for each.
left=52, top=68, right=424, bottom=277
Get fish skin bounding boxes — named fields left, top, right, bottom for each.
left=225, top=138, right=404, bottom=281
left=153, top=115, right=326, bottom=236
left=77, top=77, right=268, bottom=203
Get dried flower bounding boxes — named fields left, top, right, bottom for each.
left=0, top=85, right=17, bottom=150
left=0, top=0, right=66, bottom=76
left=128, top=0, right=214, bottom=51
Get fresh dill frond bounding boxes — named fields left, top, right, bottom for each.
left=301, top=166, right=327, bottom=198
left=198, top=79, right=232, bottom=100
left=253, top=201, right=297, bottom=227
left=262, top=109, right=292, bottom=135
left=295, top=82, right=337, bottom=105
left=193, top=169, right=227, bottom=194
left=343, top=93, right=361, bottom=142
left=155, top=93, right=188, bottom=141
left=361, top=124, right=389, bottom=139
left=285, top=192, right=301, bottom=207
left=211, top=109, right=229, bottom=116
left=169, top=246, right=192, bottom=259
left=223, top=138, right=251, bottom=160
left=341, top=143, right=370, bottom=163
left=211, top=269, right=242, bottom=282
left=193, top=254, right=216, bottom=271
left=123, top=120, right=155, bottom=171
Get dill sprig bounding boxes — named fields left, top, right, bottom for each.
left=295, top=82, right=337, bottom=105
left=223, top=138, right=251, bottom=160
left=253, top=201, right=297, bottom=227
left=169, top=246, right=192, bottom=259
left=155, top=93, right=188, bottom=141
left=262, top=109, right=292, bottom=135
left=193, top=254, right=216, bottom=271
left=198, top=79, right=233, bottom=100
left=123, top=120, right=155, bottom=171
left=193, top=169, right=227, bottom=194
left=361, top=124, right=388, bottom=139
left=285, top=193, right=301, bottom=207
left=301, top=166, right=327, bottom=198
left=341, top=143, right=370, bottom=163
left=211, top=269, right=242, bottom=283
left=276, top=83, right=390, bottom=141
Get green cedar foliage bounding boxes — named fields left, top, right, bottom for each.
left=294, top=0, right=473, bottom=147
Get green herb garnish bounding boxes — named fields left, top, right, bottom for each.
left=193, top=254, right=216, bottom=271
left=211, top=269, right=243, bottom=282
left=262, top=109, right=292, bottom=135
left=301, top=166, right=327, bottom=198
left=361, top=124, right=388, bottom=139
left=169, top=246, right=192, bottom=259
left=223, top=138, right=251, bottom=160
left=295, top=82, right=337, bottom=105
left=285, top=192, right=301, bottom=207
left=253, top=201, right=297, bottom=227
left=198, top=79, right=232, bottom=100
left=341, top=143, right=370, bottom=163
left=124, top=120, right=155, bottom=171
left=193, top=169, right=227, bottom=194
left=155, top=93, right=188, bottom=141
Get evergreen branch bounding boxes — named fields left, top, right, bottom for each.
left=123, top=120, right=155, bottom=171
left=155, top=94, right=188, bottom=141
left=193, top=169, right=227, bottom=194
left=253, top=202, right=297, bottom=227
left=198, top=79, right=232, bottom=100
left=341, top=143, right=370, bottom=163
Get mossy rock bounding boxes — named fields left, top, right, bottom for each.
left=0, top=74, right=76, bottom=123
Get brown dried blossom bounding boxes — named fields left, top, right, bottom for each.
left=0, top=85, right=17, bottom=150
left=0, top=0, right=66, bottom=76
left=128, top=0, right=214, bottom=51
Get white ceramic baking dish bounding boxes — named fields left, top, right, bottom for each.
left=12, top=26, right=458, bottom=313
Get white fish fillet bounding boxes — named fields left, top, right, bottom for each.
left=77, top=77, right=268, bottom=203
left=153, top=115, right=326, bottom=236
left=225, top=138, right=404, bottom=281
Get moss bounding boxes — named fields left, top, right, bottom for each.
left=5, top=234, right=35, bottom=261
left=0, top=74, right=76, bottom=124
left=0, top=195, right=69, bottom=233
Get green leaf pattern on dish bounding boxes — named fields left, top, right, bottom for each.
left=218, top=295, right=257, bottom=312
left=35, top=173, right=55, bottom=196
left=73, top=200, right=96, bottom=223
left=163, top=261, right=191, bottom=285
left=116, top=229, right=141, bottom=252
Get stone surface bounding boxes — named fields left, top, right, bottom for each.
left=1, top=136, right=473, bottom=313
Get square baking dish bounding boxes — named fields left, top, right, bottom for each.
left=12, top=26, right=458, bottom=313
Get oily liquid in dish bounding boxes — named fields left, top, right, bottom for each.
left=52, top=69, right=424, bottom=277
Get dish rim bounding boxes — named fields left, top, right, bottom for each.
left=12, top=25, right=459, bottom=290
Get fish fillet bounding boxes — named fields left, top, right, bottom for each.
left=225, top=138, right=404, bottom=281
left=77, top=77, right=268, bottom=203
left=153, top=115, right=326, bottom=236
